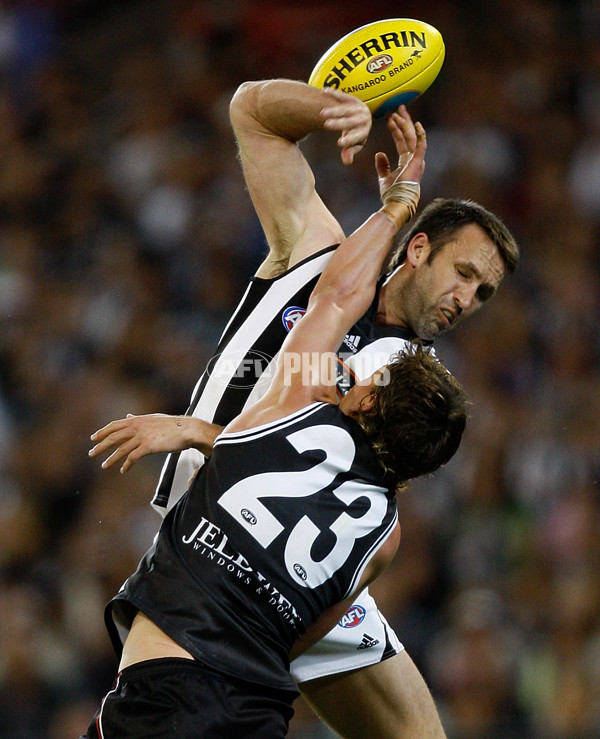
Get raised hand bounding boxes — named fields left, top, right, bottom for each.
left=375, top=105, right=427, bottom=199
left=320, top=87, right=373, bottom=165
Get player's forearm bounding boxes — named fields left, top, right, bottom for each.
left=310, top=208, right=407, bottom=322
left=187, top=418, right=222, bottom=458
left=308, top=109, right=422, bottom=321
left=230, top=79, right=336, bottom=142
left=89, top=414, right=224, bottom=473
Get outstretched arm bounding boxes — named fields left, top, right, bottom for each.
left=230, top=79, right=373, bottom=277
left=89, top=414, right=221, bottom=473
left=89, top=110, right=425, bottom=469
left=227, top=106, right=427, bottom=431
left=283, top=107, right=426, bottom=359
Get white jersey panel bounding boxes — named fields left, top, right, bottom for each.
left=290, top=586, right=404, bottom=683
left=152, top=249, right=335, bottom=515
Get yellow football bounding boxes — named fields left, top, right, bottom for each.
left=308, top=18, right=445, bottom=118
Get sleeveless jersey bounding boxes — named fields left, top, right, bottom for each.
left=152, top=245, right=423, bottom=514
left=107, top=402, right=398, bottom=690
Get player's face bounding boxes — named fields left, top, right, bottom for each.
left=405, top=224, right=505, bottom=340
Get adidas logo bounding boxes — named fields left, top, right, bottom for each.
left=357, top=633, right=380, bottom=650
left=343, top=334, right=361, bottom=353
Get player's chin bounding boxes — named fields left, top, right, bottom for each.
left=415, top=329, right=438, bottom=342
left=422, top=321, right=449, bottom=340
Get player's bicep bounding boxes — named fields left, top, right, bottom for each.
left=262, top=298, right=345, bottom=400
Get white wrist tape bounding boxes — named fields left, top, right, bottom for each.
left=380, top=180, right=420, bottom=219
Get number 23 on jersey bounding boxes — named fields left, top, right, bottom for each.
left=217, top=424, right=389, bottom=589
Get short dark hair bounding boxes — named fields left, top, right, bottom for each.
left=359, top=345, right=467, bottom=489
left=388, top=198, right=520, bottom=276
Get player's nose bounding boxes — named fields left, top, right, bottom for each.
left=454, top=283, right=478, bottom=312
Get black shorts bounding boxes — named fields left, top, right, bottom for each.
left=81, top=657, right=299, bottom=739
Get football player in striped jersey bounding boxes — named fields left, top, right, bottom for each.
left=90, top=80, right=518, bottom=738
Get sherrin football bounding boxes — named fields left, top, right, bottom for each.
left=308, top=18, right=445, bottom=118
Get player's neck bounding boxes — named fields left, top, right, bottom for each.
left=375, top=277, right=410, bottom=329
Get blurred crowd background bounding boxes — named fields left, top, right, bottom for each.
left=0, top=0, right=599, bottom=737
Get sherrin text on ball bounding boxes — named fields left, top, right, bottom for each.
left=309, top=18, right=445, bottom=118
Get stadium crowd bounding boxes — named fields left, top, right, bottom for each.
left=0, top=1, right=599, bottom=737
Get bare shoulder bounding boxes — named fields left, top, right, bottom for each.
left=224, top=383, right=335, bottom=436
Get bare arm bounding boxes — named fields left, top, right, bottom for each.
left=88, top=111, right=425, bottom=469
left=229, top=79, right=372, bottom=277
left=89, top=414, right=222, bottom=473
left=227, top=107, right=427, bottom=431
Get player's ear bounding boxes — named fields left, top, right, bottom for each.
left=405, top=232, right=431, bottom=268
left=359, top=392, right=377, bottom=413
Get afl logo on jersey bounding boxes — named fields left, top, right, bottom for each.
left=338, top=604, right=366, bottom=628
left=282, top=306, right=306, bottom=332
left=293, top=563, right=307, bottom=581
left=240, top=508, right=257, bottom=525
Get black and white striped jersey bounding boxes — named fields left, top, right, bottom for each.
left=109, top=401, right=398, bottom=690
left=152, top=244, right=419, bottom=513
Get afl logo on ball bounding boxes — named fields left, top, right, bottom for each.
left=282, top=306, right=306, bottom=332
left=338, top=604, right=366, bottom=628
left=367, top=54, right=393, bottom=74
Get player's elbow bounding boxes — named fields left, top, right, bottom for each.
left=229, top=81, right=264, bottom=128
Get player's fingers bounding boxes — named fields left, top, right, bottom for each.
left=325, top=114, right=371, bottom=142
left=384, top=117, right=414, bottom=180
left=409, top=121, right=427, bottom=170
left=323, top=86, right=358, bottom=99
left=415, top=121, right=427, bottom=155
left=387, top=104, right=410, bottom=131
left=321, top=96, right=371, bottom=127
left=321, top=99, right=363, bottom=116
left=339, top=124, right=370, bottom=163
left=395, top=105, right=413, bottom=126
left=90, top=418, right=130, bottom=443
left=401, top=120, right=417, bottom=153
left=88, top=426, right=135, bottom=458
left=386, top=114, right=410, bottom=155
left=392, top=105, right=413, bottom=128
left=97, top=447, right=126, bottom=470
left=375, top=151, right=391, bottom=178
left=100, top=438, right=139, bottom=470
left=338, top=133, right=368, bottom=158
left=120, top=446, right=147, bottom=474
left=390, top=111, right=416, bottom=152
left=400, top=121, right=427, bottom=181
left=340, top=143, right=365, bottom=165
left=88, top=437, right=118, bottom=458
